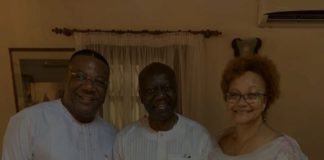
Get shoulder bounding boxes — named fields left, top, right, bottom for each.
left=278, top=135, right=299, bottom=149
left=276, top=135, right=302, bottom=150
left=114, top=120, right=144, bottom=145
left=95, top=117, right=118, bottom=137
left=178, top=114, right=209, bottom=133
left=274, top=135, right=308, bottom=160
left=177, top=114, right=213, bottom=145
left=9, top=100, right=61, bottom=123
left=116, top=120, right=142, bottom=137
left=4, top=100, right=62, bottom=139
left=177, top=115, right=214, bottom=155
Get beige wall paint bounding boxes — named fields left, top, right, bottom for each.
left=1, top=0, right=323, bottom=159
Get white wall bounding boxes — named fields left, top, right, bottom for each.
left=1, top=0, right=323, bottom=159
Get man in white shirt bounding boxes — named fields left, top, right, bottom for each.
left=2, top=49, right=116, bottom=160
left=113, top=62, right=213, bottom=160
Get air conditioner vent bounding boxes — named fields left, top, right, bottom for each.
left=267, top=10, right=324, bottom=22
left=258, top=0, right=324, bottom=27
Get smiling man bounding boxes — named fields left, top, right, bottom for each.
left=2, top=49, right=116, bottom=160
left=113, top=62, right=213, bottom=160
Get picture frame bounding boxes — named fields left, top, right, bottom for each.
left=9, top=48, right=75, bottom=112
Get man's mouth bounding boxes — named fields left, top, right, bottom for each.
left=77, top=95, right=96, bottom=104
left=156, top=104, right=168, bottom=110
left=154, top=100, right=169, bottom=110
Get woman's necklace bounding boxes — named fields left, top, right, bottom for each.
left=231, top=123, right=264, bottom=155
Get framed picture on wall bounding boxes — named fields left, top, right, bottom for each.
left=9, top=48, right=75, bottom=112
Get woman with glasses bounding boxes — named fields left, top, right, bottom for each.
left=210, top=55, right=307, bottom=160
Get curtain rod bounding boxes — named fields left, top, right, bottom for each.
left=52, top=27, right=221, bottom=38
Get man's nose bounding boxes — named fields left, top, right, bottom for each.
left=82, top=79, right=96, bottom=91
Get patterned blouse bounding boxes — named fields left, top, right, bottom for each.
left=209, top=135, right=308, bottom=160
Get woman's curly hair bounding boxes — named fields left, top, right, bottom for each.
left=221, top=55, right=280, bottom=116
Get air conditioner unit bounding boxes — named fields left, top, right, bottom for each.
left=258, top=0, right=324, bottom=27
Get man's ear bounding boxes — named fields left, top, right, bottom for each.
left=138, top=88, right=145, bottom=103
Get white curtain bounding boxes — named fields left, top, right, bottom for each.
left=74, top=32, right=207, bottom=130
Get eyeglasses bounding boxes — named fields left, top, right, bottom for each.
left=142, top=85, right=175, bottom=95
left=225, top=92, right=266, bottom=104
left=70, top=71, right=108, bottom=89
